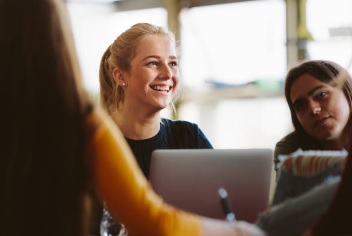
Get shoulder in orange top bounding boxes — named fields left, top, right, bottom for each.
left=88, top=109, right=201, bottom=236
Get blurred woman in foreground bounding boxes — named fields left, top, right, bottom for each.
left=0, top=0, right=265, bottom=235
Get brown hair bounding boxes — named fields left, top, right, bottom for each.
left=0, top=0, right=94, bottom=235
left=285, top=60, right=352, bottom=136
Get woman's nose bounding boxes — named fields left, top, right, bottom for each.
left=308, top=100, right=321, bottom=116
left=159, top=64, right=173, bottom=79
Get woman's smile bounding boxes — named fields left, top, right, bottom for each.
left=149, top=84, right=173, bottom=93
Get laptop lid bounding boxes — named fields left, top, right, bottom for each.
left=149, top=149, right=273, bottom=223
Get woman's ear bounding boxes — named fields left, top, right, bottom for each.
left=113, top=68, right=126, bottom=86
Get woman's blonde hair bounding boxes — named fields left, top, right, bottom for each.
left=99, top=23, right=178, bottom=115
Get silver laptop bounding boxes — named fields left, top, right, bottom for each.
left=149, top=149, right=273, bottom=223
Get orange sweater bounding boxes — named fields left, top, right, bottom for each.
left=90, top=111, right=201, bottom=236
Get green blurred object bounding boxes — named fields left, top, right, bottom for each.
left=253, top=79, right=284, bottom=91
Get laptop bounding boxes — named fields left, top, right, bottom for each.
left=149, top=149, right=273, bottom=223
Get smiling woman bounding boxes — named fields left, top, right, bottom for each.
left=113, top=33, right=178, bottom=113
left=98, top=22, right=214, bottom=235
left=99, top=23, right=213, bottom=171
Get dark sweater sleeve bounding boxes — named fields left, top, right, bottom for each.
left=274, top=132, right=301, bottom=161
left=274, top=132, right=301, bottom=180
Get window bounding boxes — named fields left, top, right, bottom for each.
left=67, top=1, right=289, bottom=149
left=177, top=0, right=288, bottom=149
left=306, top=0, right=352, bottom=71
left=67, top=2, right=167, bottom=95
left=179, top=0, right=286, bottom=87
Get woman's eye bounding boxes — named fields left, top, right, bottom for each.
left=313, top=91, right=328, bottom=99
left=315, top=91, right=327, bottom=99
left=147, top=61, right=158, bottom=66
left=170, top=61, right=178, bottom=67
left=294, top=102, right=305, bottom=112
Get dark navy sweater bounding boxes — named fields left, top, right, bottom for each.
left=125, top=118, right=213, bottom=178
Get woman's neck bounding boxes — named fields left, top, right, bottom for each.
left=111, top=109, right=161, bottom=140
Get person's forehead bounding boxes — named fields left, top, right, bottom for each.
left=135, top=35, right=174, bottom=53
left=290, top=74, right=328, bottom=100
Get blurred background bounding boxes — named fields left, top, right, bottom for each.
left=66, top=0, right=352, bottom=150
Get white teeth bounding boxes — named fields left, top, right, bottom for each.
left=151, top=85, right=171, bottom=92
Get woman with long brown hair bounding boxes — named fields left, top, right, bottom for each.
left=0, top=0, right=265, bottom=235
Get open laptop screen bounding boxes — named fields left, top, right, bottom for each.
left=149, top=149, right=273, bottom=223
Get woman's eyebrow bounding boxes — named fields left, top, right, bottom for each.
left=141, top=55, right=177, bottom=61
left=308, top=85, right=327, bottom=96
left=291, top=85, right=327, bottom=107
left=141, top=55, right=160, bottom=61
